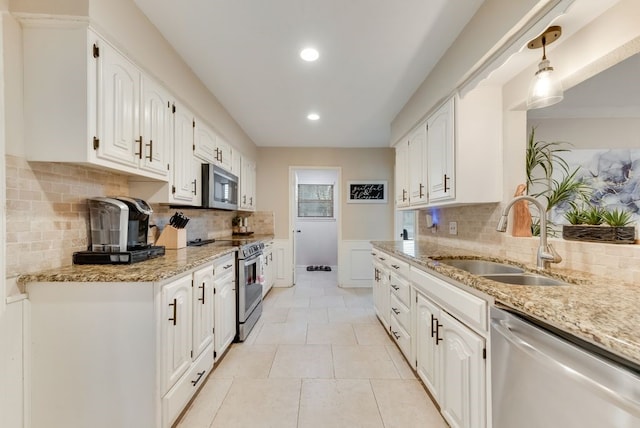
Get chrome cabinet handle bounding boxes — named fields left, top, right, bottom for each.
left=168, top=298, right=177, bottom=325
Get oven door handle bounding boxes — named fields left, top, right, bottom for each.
left=242, top=253, right=263, bottom=266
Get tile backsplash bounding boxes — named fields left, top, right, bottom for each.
left=417, top=204, right=640, bottom=282
left=5, top=155, right=275, bottom=278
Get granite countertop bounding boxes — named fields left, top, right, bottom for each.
left=371, top=240, right=640, bottom=367
left=17, top=235, right=274, bottom=285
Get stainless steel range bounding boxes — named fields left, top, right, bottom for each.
left=233, top=240, right=265, bottom=341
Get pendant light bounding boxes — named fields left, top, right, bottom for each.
left=526, top=26, right=563, bottom=109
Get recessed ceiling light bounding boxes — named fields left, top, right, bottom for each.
left=300, top=47, right=319, bottom=62
left=307, top=113, right=320, bottom=121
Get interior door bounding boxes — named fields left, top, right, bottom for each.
left=291, top=170, right=299, bottom=285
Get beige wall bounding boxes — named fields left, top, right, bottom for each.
left=529, top=118, right=640, bottom=149
left=256, top=147, right=395, bottom=240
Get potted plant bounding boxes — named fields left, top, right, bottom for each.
left=232, top=216, right=242, bottom=234
left=562, top=204, right=635, bottom=244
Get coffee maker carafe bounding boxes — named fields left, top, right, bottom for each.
left=88, top=196, right=153, bottom=252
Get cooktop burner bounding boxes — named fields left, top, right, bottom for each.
left=187, top=238, right=217, bottom=247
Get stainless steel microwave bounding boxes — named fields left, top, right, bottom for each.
left=201, top=164, right=238, bottom=210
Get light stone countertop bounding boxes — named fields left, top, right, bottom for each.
left=17, top=235, right=274, bottom=286
left=371, top=240, right=640, bottom=368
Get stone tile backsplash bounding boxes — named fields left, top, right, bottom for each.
left=417, top=204, right=640, bottom=282
left=5, top=155, right=275, bottom=278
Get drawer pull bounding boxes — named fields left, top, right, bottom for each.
left=435, top=319, right=443, bottom=345
left=391, top=284, right=400, bottom=291
left=224, top=264, right=233, bottom=270
left=430, top=314, right=437, bottom=338
left=378, top=257, right=386, bottom=261
left=198, top=283, right=205, bottom=304
left=391, top=330, right=401, bottom=340
left=392, top=307, right=401, bottom=315
left=391, top=264, right=400, bottom=269
left=191, top=370, right=206, bottom=386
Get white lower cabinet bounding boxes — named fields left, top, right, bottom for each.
left=262, top=241, right=275, bottom=297
left=413, top=271, right=487, bottom=428
left=213, top=253, right=236, bottom=361
left=371, top=251, right=390, bottom=329
left=26, top=254, right=237, bottom=428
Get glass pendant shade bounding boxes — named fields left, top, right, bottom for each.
left=527, top=58, right=563, bottom=109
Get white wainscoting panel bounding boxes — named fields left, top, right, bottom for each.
left=0, top=296, right=28, bottom=428
left=273, top=239, right=293, bottom=287
left=338, top=241, right=373, bottom=288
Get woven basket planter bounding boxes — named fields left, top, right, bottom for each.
left=562, top=225, right=636, bottom=244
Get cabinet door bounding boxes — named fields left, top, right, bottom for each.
left=173, top=103, right=197, bottom=203
left=395, top=142, right=409, bottom=208
left=427, top=98, right=455, bottom=202
left=192, top=264, right=215, bottom=359
left=194, top=120, right=217, bottom=164
left=161, top=275, right=193, bottom=394
left=440, top=310, right=486, bottom=428
left=96, top=40, right=139, bottom=168
left=240, top=158, right=256, bottom=211
left=214, top=271, right=236, bottom=360
left=409, top=124, right=428, bottom=205
left=140, top=76, right=171, bottom=178
left=416, top=293, right=441, bottom=400
left=216, top=136, right=234, bottom=172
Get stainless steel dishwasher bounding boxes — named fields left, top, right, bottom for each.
left=490, top=306, right=640, bottom=428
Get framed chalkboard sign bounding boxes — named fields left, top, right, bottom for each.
left=347, top=180, right=387, bottom=203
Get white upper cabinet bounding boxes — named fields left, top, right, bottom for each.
left=193, top=120, right=218, bottom=164
left=394, top=142, right=410, bottom=208
left=408, top=124, right=428, bottom=206
left=140, top=76, right=172, bottom=177
left=21, top=22, right=170, bottom=181
left=173, top=102, right=200, bottom=204
left=239, top=156, right=256, bottom=211
left=427, top=98, right=455, bottom=202
left=215, top=136, right=233, bottom=172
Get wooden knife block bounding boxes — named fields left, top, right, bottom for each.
left=156, top=225, right=186, bottom=249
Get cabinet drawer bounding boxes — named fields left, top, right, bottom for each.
left=411, top=268, right=487, bottom=332
left=385, top=255, right=410, bottom=279
left=213, top=253, right=235, bottom=278
left=390, top=293, right=411, bottom=332
left=389, top=272, right=410, bottom=308
left=390, top=315, right=411, bottom=362
left=162, top=343, right=214, bottom=428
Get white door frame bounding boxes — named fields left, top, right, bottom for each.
left=289, top=166, right=342, bottom=285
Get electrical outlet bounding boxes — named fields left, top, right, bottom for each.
left=449, top=221, right=458, bottom=235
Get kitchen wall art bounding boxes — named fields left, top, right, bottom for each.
left=347, top=180, right=387, bottom=203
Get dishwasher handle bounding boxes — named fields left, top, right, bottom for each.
left=492, top=317, right=640, bottom=417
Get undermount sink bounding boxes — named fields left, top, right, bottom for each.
left=439, top=259, right=524, bottom=275
left=482, top=274, right=567, bottom=286
left=438, top=258, right=567, bottom=286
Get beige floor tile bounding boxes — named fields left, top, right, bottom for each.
left=260, top=307, right=291, bottom=323
left=333, top=345, right=401, bottom=379
left=306, top=322, right=357, bottom=345
left=211, top=344, right=277, bottom=379
left=287, top=307, right=329, bottom=323
left=343, top=293, right=374, bottom=308
left=298, top=379, right=384, bottom=428
left=294, top=286, right=326, bottom=298
left=176, top=377, right=232, bottom=428
left=385, top=345, right=417, bottom=380
left=371, top=379, right=447, bottom=428
left=272, top=295, right=311, bottom=309
left=254, top=322, right=308, bottom=345
left=328, top=307, right=378, bottom=324
left=308, top=295, right=346, bottom=308
left=353, top=323, right=394, bottom=345
left=269, top=344, right=334, bottom=379
left=210, top=378, right=301, bottom=428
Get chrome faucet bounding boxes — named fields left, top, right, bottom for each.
left=496, top=195, right=562, bottom=269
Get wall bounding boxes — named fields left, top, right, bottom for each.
left=294, top=168, right=338, bottom=267
left=528, top=118, right=640, bottom=149
left=256, top=147, right=395, bottom=241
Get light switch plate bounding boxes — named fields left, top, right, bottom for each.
left=449, top=221, right=458, bottom=235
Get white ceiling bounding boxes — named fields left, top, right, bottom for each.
left=133, top=0, right=484, bottom=148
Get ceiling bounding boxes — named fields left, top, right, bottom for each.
left=133, top=0, right=484, bottom=148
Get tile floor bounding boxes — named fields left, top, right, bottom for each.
left=177, top=269, right=447, bottom=428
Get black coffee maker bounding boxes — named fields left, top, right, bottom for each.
left=74, top=196, right=164, bottom=264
